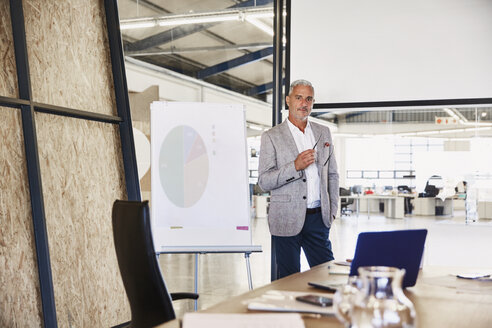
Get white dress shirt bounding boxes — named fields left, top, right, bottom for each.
left=287, top=119, right=321, bottom=209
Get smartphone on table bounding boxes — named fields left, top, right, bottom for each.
left=295, top=294, right=333, bottom=307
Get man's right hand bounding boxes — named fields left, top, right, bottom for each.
left=294, top=149, right=316, bottom=171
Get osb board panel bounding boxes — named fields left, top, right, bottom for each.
left=24, top=0, right=116, bottom=115
left=35, top=113, right=130, bottom=327
left=0, top=0, right=19, bottom=98
left=0, top=107, right=42, bottom=327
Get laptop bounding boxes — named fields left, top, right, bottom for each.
left=349, top=229, right=427, bottom=288
left=309, top=229, right=427, bottom=290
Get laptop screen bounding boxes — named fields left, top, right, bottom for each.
left=349, top=229, right=428, bottom=288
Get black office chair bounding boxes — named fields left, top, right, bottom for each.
left=112, top=200, right=198, bottom=328
left=340, top=187, right=354, bottom=216
left=398, top=185, right=413, bottom=214
left=420, top=175, right=442, bottom=198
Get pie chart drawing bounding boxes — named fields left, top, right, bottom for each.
left=159, top=125, right=209, bottom=208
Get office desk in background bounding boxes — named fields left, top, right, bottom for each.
left=158, top=263, right=492, bottom=328
left=478, top=201, right=492, bottom=219
left=341, top=194, right=406, bottom=219
left=413, top=197, right=453, bottom=216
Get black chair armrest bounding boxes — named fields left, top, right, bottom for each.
left=171, top=292, right=199, bottom=300
left=111, top=321, right=130, bottom=328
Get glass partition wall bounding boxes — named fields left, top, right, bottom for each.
left=117, top=0, right=276, bottom=316
left=118, top=0, right=276, bottom=200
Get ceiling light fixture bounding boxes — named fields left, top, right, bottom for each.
left=157, top=15, right=236, bottom=27
left=395, top=132, right=417, bottom=136
left=461, top=121, right=492, bottom=126
left=120, top=7, right=274, bottom=30
left=439, top=128, right=465, bottom=134
left=120, top=21, right=157, bottom=30
left=125, top=42, right=272, bottom=56
left=416, top=130, right=440, bottom=135
left=464, top=127, right=492, bottom=132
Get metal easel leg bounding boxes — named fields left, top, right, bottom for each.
left=194, top=253, right=198, bottom=311
left=245, top=252, right=253, bottom=290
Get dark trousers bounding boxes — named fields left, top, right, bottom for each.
left=272, top=210, right=334, bottom=279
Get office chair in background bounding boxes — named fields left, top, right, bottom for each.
left=420, top=175, right=442, bottom=198
left=398, top=185, right=413, bottom=214
left=340, top=187, right=354, bottom=216
left=112, top=200, right=198, bottom=328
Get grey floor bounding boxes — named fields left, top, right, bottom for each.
left=158, top=209, right=492, bottom=319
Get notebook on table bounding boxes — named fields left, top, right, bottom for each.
left=309, top=229, right=427, bottom=290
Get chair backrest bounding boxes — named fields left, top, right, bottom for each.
left=398, top=185, right=411, bottom=193
left=112, top=200, right=176, bottom=328
left=424, top=175, right=443, bottom=197
left=339, top=187, right=351, bottom=196
left=424, top=184, right=439, bottom=197
left=340, top=188, right=354, bottom=207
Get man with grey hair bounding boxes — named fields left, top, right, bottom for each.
left=258, top=79, right=339, bottom=279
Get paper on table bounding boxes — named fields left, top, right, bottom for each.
left=182, top=313, right=305, bottom=328
left=421, top=274, right=492, bottom=294
left=327, top=264, right=351, bottom=275
left=456, top=273, right=490, bottom=279
left=245, top=290, right=334, bottom=315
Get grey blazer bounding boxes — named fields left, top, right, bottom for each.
left=258, top=120, right=339, bottom=237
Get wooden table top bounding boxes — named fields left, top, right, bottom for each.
left=158, top=263, right=492, bottom=328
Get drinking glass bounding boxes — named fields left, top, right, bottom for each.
left=333, top=275, right=361, bottom=327
left=351, top=266, right=416, bottom=328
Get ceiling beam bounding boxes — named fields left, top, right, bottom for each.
left=124, top=0, right=273, bottom=52
left=247, top=81, right=273, bottom=96
left=196, top=47, right=273, bottom=80
left=247, top=77, right=285, bottom=96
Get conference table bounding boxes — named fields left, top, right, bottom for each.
left=158, top=262, right=492, bottom=328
